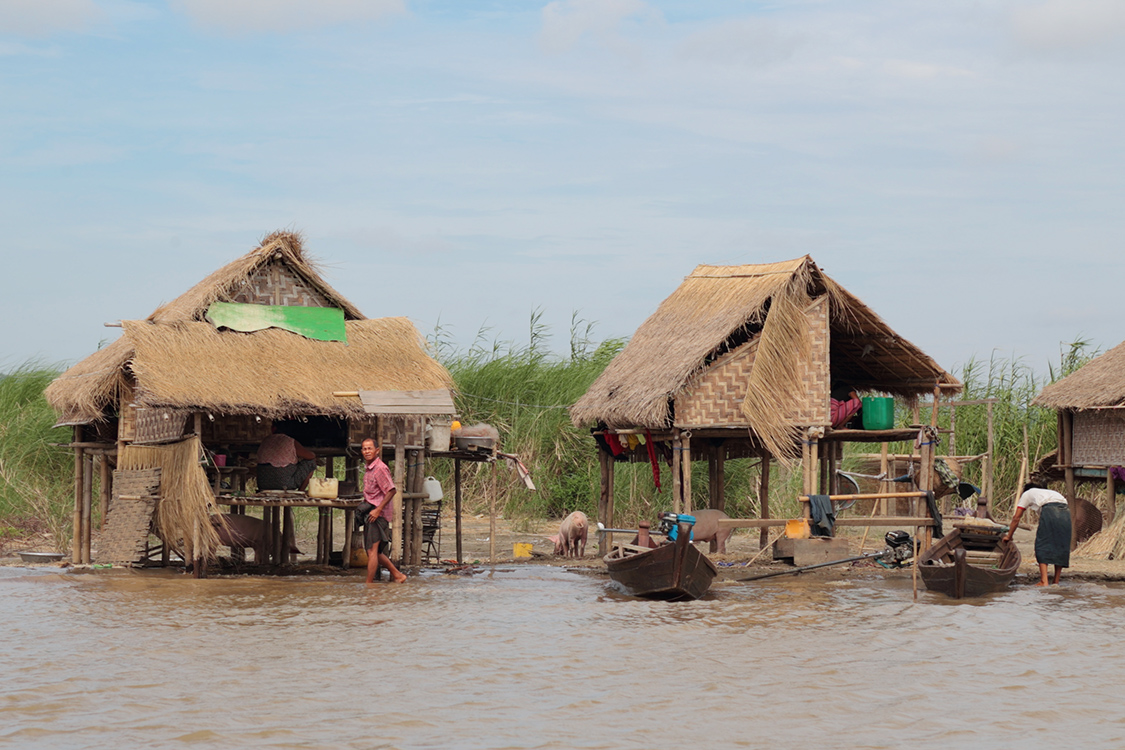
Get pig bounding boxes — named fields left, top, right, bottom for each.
left=687, top=509, right=733, bottom=554
left=211, top=513, right=300, bottom=563
left=549, top=511, right=589, bottom=558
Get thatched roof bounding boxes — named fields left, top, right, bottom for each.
left=46, top=231, right=446, bottom=424
left=571, top=256, right=959, bottom=437
left=1034, top=340, right=1125, bottom=410
left=123, top=318, right=451, bottom=419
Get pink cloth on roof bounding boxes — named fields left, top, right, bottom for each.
left=364, top=457, right=396, bottom=521
left=830, top=397, right=862, bottom=429
left=258, top=433, right=298, bottom=467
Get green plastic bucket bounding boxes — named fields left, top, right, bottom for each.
left=862, top=397, right=895, bottom=430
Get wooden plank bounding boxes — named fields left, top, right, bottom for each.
left=718, top=516, right=936, bottom=529
left=356, top=389, right=456, bottom=415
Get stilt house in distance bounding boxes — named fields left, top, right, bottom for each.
left=570, top=257, right=960, bottom=548
left=46, top=231, right=454, bottom=571
left=1033, top=340, right=1125, bottom=527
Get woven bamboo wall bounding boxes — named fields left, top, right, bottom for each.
left=1072, top=409, right=1125, bottom=465
left=202, top=415, right=273, bottom=445
left=230, top=260, right=333, bottom=308
left=675, top=296, right=831, bottom=428
left=132, top=407, right=190, bottom=445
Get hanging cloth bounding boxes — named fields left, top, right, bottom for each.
left=645, top=429, right=661, bottom=492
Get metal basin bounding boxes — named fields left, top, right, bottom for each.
left=18, top=551, right=65, bottom=564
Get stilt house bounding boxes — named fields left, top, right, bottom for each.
left=46, top=231, right=454, bottom=571
left=570, top=257, right=960, bottom=549
left=1034, top=340, right=1125, bottom=527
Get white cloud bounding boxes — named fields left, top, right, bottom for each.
left=539, top=0, right=655, bottom=54
left=677, top=17, right=799, bottom=68
left=1012, top=0, right=1125, bottom=53
left=170, top=0, right=406, bottom=35
left=0, top=0, right=103, bottom=36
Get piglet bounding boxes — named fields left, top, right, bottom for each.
left=688, top=509, right=733, bottom=554
left=549, top=511, right=588, bottom=558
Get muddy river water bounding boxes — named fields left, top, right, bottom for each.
left=2, top=565, right=1124, bottom=749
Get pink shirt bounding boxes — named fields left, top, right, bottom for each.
left=364, top=457, right=396, bottom=520
left=830, top=397, right=862, bottom=429
left=258, top=433, right=298, bottom=467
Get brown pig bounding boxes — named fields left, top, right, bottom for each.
left=549, top=511, right=588, bottom=558
left=211, top=513, right=300, bottom=563
left=688, top=509, right=733, bottom=554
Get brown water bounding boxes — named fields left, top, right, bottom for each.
left=2, top=565, right=1125, bottom=749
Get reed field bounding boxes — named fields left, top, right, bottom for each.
left=0, top=331, right=1102, bottom=550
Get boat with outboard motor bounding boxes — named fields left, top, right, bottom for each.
left=603, top=513, right=719, bottom=601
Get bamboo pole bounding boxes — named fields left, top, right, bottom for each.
left=597, top=450, right=609, bottom=557
left=341, top=509, right=353, bottom=569
left=454, top=459, right=463, bottom=564
left=282, top=507, right=295, bottom=565
left=393, top=418, right=406, bottom=565
left=880, top=442, right=890, bottom=516
left=412, top=450, right=424, bottom=567
left=985, top=401, right=995, bottom=513
left=98, top=455, right=110, bottom=531
left=715, top=446, right=726, bottom=513
left=671, top=430, right=682, bottom=514
left=606, top=452, right=615, bottom=552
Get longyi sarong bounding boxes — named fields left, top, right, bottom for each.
left=1035, top=502, right=1071, bottom=568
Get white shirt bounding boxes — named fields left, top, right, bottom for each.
left=1017, top=487, right=1068, bottom=511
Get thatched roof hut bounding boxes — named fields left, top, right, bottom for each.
left=47, top=230, right=449, bottom=425
left=571, top=256, right=958, bottom=455
left=1034, top=341, right=1125, bottom=410
left=47, top=230, right=454, bottom=572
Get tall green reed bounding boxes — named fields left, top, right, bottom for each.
left=0, top=363, right=73, bottom=551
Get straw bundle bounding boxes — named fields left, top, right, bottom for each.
left=1077, top=511, right=1125, bottom=559
left=118, top=435, right=220, bottom=562
left=738, top=273, right=811, bottom=462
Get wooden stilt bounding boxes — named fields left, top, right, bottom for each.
left=454, top=459, right=463, bottom=564
left=282, top=507, right=295, bottom=565
left=672, top=430, right=683, bottom=514
left=985, top=401, right=995, bottom=513
left=597, top=450, right=609, bottom=557
left=98, top=455, right=111, bottom=531
left=879, top=443, right=890, bottom=516
left=71, top=434, right=83, bottom=564
left=759, top=455, right=771, bottom=549
left=682, top=432, right=693, bottom=514
left=393, top=418, right=406, bottom=565
left=605, top=451, right=615, bottom=552
left=341, top=509, right=354, bottom=569
left=82, top=451, right=93, bottom=564
left=411, top=450, right=424, bottom=567
left=714, top=445, right=726, bottom=512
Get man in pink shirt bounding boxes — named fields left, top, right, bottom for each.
left=360, top=438, right=407, bottom=584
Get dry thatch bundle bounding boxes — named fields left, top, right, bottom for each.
left=118, top=436, right=220, bottom=562
left=571, top=256, right=958, bottom=460
left=1035, top=340, right=1125, bottom=409
left=123, top=318, right=452, bottom=419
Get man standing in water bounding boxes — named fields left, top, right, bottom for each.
left=361, top=438, right=407, bottom=584
left=1003, top=482, right=1072, bottom=586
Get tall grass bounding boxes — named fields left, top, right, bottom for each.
left=0, top=363, right=73, bottom=551
left=924, top=339, right=1098, bottom=514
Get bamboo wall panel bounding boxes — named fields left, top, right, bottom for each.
left=675, top=296, right=831, bottom=428
left=96, top=468, right=161, bottom=564
left=1072, top=409, right=1125, bottom=465
left=132, top=407, right=190, bottom=445
left=230, top=260, right=333, bottom=308
left=201, top=415, right=273, bottom=444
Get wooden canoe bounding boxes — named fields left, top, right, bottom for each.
left=604, top=526, right=719, bottom=601
left=919, top=527, right=1021, bottom=599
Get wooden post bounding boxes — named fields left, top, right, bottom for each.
left=71, top=432, right=83, bottom=564
left=316, top=508, right=328, bottom=565
left=879, top=443, right=890, bottom=516
left=801, top=436, right=812, bottom=497
left=985, top=401, right=995, bottom=513
left=949, top=403, right=957, bottom=457
left=1108, top=467, right=1118, bottom=524
left=707, top=445, right=718, bottom=510
left=489, top=482, right=496, bottom=566
left=341, top=509, right=354, bottom=569
left=282, top=507, right=295, bottom=565
left=392, top=418, right=406, bottom=565
left=271, top=505, right=283, bottom=565
left=758, top=455, right=771, bottom=549
left=930, top=385, right=940, bottom=427
left=402, top=448, right=417, bottom=566
left=1063, top=410, right=1077, bottom=549
left=682, top=432, right=693, bottom=514
left=82, top=451, right=94, bottom=564
left=597, top=450, right=609, bottom=557
left=671, top=430, right=683, bottom=514
left=605, top=450, right=615, bottom=552
left=918, top=433, right=933, bottom=548
left=411, top=450, right=424, bottom=567
left=714, top=445, right=726, bottom=512
left=454, top=459, right=463, bottom=564
left=807, top=438, right=819, bottom=518
left=98, top=455, right=111, bottom=530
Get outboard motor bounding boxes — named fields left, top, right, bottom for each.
left=658, top=512, right=696, bottom=541
left=881, top=530, right=915, bottom=567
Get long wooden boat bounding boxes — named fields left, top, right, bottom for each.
left=919, top=523, right=1021, bottom=599
left=604, top=526, right=719, bottom=601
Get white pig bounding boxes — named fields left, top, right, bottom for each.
left=549, top=511, right=588, bottom=558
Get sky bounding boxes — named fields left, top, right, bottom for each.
left=2, top=0, right=1124, bottom=378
